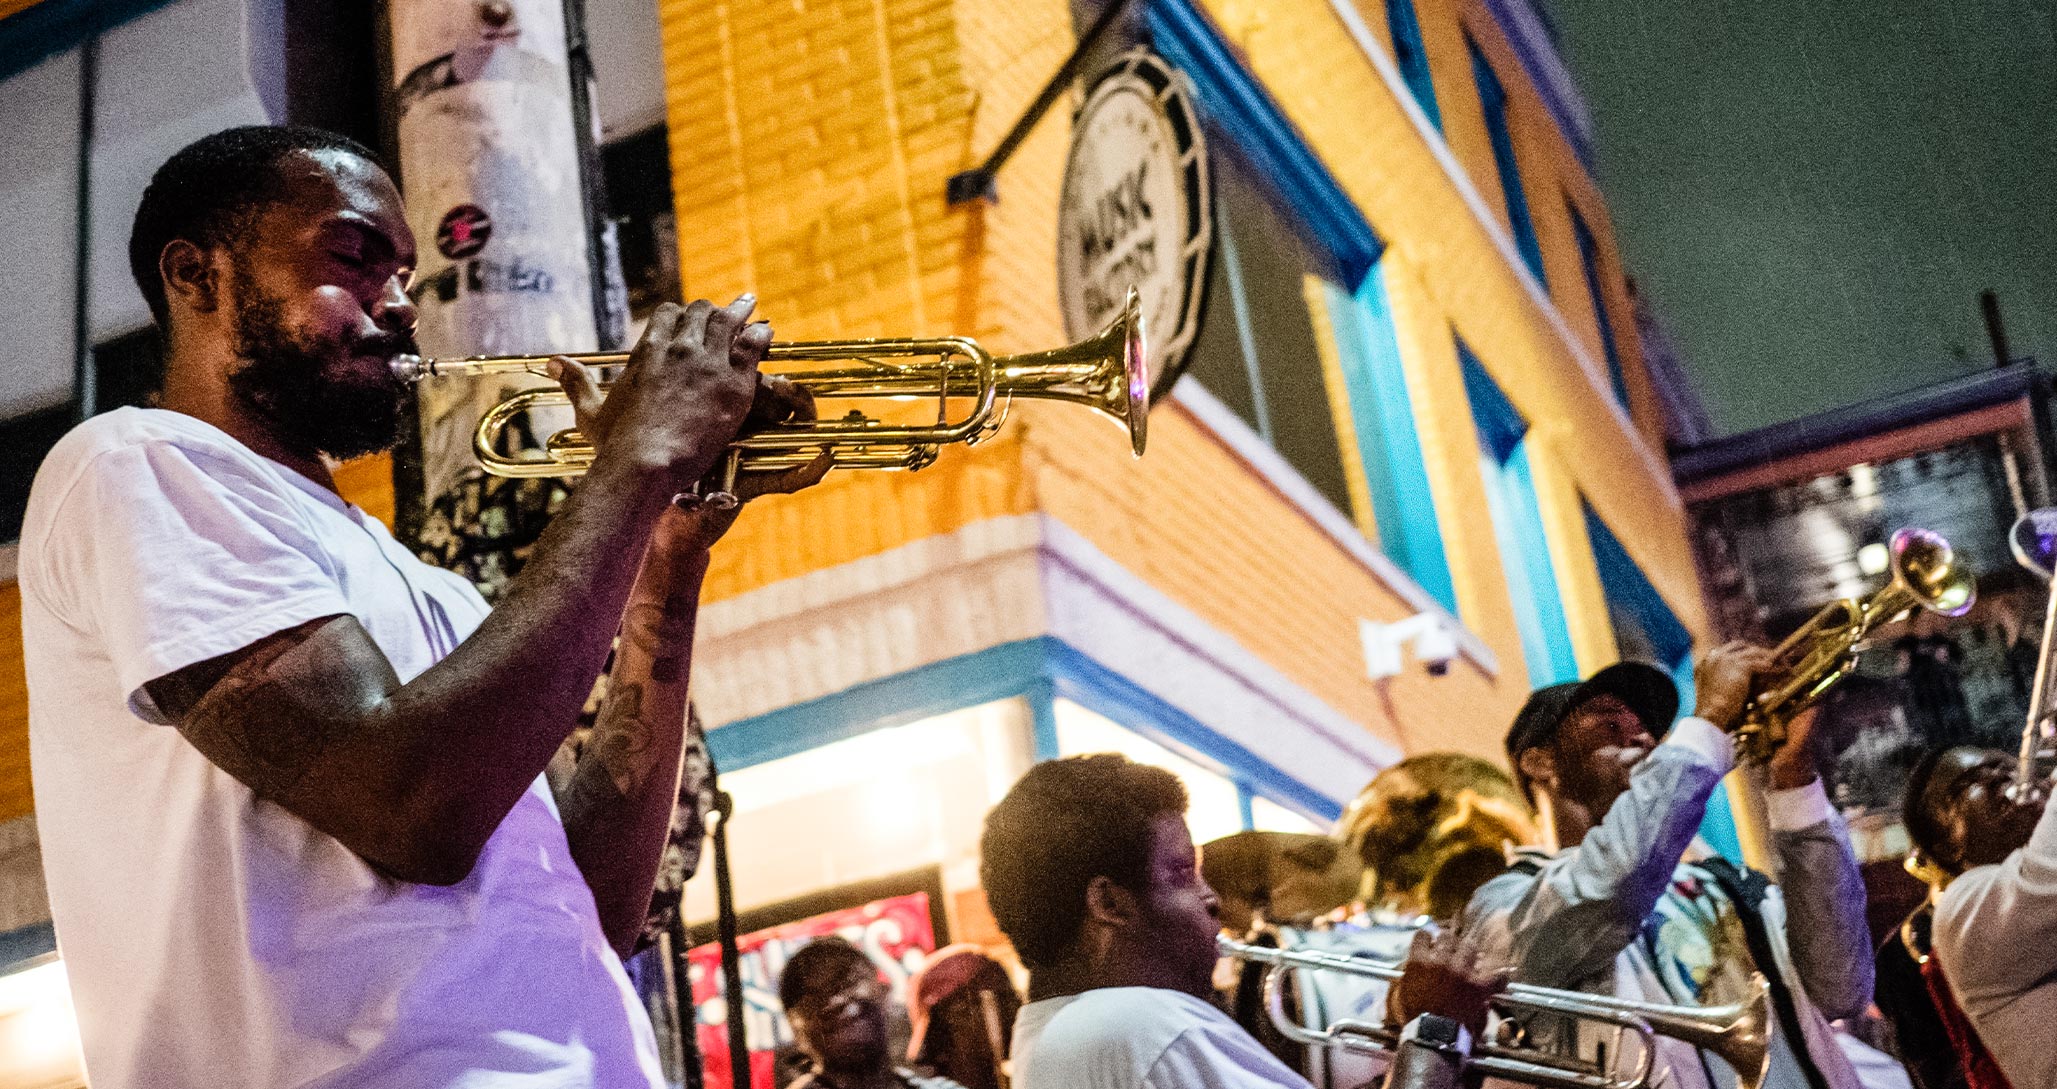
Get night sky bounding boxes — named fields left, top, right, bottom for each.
left=1548, top=0, right=2057, bottom=437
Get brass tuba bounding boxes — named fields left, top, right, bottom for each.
left=393, top=288, right=1149, bottom=504
left=1731, top=527, right=1974, bottom=764
left=1218, top=937, right=1770, bottom=1089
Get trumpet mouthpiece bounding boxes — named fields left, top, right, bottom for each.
left=390, top=354, right=428, bottom=383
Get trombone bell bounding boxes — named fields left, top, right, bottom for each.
left=393, top=287, right=1150, bottom=480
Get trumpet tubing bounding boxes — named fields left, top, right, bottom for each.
left=393, top=288, right=1150, bottom=482
left=1732, top=527, right=1974, bottom=763
left=1217, top=938, right=1769, bottom=1089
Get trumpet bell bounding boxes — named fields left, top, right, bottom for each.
left=989, top=285, right=1149, bottom=457
left=1890, top=528, right=1974, bottom=618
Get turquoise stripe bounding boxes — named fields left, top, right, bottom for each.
left=1324, top=272, right=1457, bottom=611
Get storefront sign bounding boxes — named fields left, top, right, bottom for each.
left=686, top=892, right=939, bottom=1089
left=1057, top=49, right=1211, bottom=396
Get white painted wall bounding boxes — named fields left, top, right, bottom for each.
left=0, top=0, right=280, bottom=419
left=88, top=0, right=276, bottom=340
left=0, top=50, right=84, bottom=418
left=585, top=0, right=666, bottom=138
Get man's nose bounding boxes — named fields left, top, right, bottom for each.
left=373, top=274, right=417, bottom=333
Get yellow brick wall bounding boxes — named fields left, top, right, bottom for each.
left=656, top=0, right=1706, bottom=768
left=1195, top=0, right=1706, bottom=651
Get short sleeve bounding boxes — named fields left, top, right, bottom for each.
left=29, top=437, right=352, bottom=723
left=1142, top=1024, right=1314, bottom=1089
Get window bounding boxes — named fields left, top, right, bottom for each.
left=1386, top=0, right=1441, bottom=130
left=1570, top=206, right=1630, bottom=407
left=681, top=699, right=1032, bottom=922
left=1183, top=150, right=1356, bottom=515
left=1468, top=39, right=1547, bottom=286
left=1318, top=265, right=1456, bottom=610
left=1461, top=345, right=1576, bottom=685
left=1054, top=699, right=1248, bottom=845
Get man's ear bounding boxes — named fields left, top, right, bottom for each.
left=1516, top=746, right=1557, bottom=795
left=1083, top=874, right=1140, bottom=930
left=159, top=239, right=223, bottom=316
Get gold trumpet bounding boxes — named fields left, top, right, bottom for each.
left=392, top=288, right=1149, bottom=503
left=1219, top=937, right=1770, bottom=1089
left=1732, top=527, right=1974, bottom=763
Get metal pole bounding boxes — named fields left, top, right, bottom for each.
left=72, top=33, right=98, bottom=423
left=710, top=782, right=751, bottom=1089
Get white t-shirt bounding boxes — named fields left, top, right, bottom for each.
left=20, top=408, right=661, bottom=1089
left=1009, top=987, right=1313, bottom=1089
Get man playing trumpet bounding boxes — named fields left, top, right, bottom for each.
left=21, top=125, right=821, bottom=1088
left=1449, top=650, right=1875, bottom=1089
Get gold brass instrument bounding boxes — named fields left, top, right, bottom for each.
left=1219, top=937, right=1770, bottom=1089
left=1732, top=527, right=1974, bottom=763
left=390, top=288, right=1148, bottom=501
left=2008, top=509, right=2057, bottom=799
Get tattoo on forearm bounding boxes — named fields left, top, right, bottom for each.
left=588, top=681, right=665, bottom=797
left=621, top=598, right=692, bottom=655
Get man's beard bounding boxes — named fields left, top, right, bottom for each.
left=227, top=267, right=411, bottom=462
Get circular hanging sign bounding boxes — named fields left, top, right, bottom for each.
left=1057, top=49, right=1211, bottom=399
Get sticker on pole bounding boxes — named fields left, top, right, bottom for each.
left=436, top=204, right=494, bottom=260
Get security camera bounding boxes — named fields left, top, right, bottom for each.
left=1415, top=621, right=1458, bottom=676
left=1360, top=613, right=1462, bottom=680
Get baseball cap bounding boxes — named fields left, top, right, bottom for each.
left=905, top=945, right=1013, bottom=1065
left=1504, top=661, right=1680, bottom=763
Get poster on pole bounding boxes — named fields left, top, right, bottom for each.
left=384, top=0, right=599, bottom=588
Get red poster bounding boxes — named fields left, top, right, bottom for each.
left=688, top=892, right=938, bottom=1089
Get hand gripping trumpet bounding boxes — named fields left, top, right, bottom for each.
left=390, top=289, right=1149, bottom=506
left=1217, top=937, right=1771, bottom=1089
left=1730, top=527, right=1974, bottom=764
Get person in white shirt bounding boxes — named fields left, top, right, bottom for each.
left=978, top=753, right=1315, bottom=1089
left=1451, top=651, right=1879, bottom=1089
left=22, top=124, right=821, bottom=1089
left=1914, top=744, right=2057, bottom=1089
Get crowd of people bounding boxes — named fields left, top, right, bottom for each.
left=23, top=124, right=2057, bottom=1089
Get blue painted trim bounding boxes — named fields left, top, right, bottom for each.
left=1385, top=0, right=1442, bottom=131
left=1468, top=38, right=1548, bottom=289
left=1569, top=208, right=1630, bottom=408
left=0, top=0, right=177, bottom=83
left=1041, top=639, right=1345, bottom=822
left=705, top=638, right=1056, bottom=771
left=1147, top=0, right=1383, bottom=287
left=1027, top=679, right=1062, bottom=761
left=1236, top=782, right=1258, bottom=831
left=1459, top=347, right=1527, bottom=462
left=705, top=636, right=1346, bottom=824
left=1478, top=0, right=1594, bottom=170
left=1584, top=504, right=1741, bottom=860
left=1584, top=505, right=1693, bottom=668
left=0, top=921, right=56, bottom=972
left=1323, top=272, right=1458, bottom=612
left=1462, top=345, right=1577, bottom=686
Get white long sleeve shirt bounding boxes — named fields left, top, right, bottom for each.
left=1933, top=780, right=2057, bottom=1089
